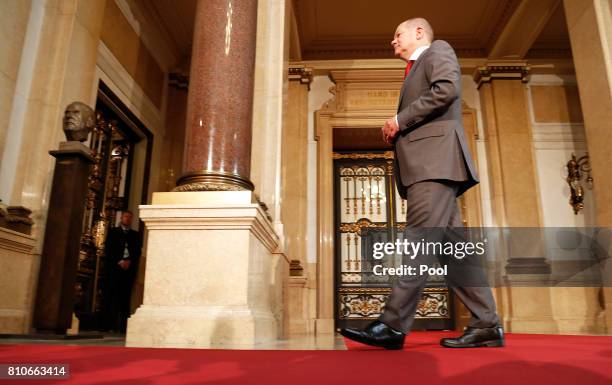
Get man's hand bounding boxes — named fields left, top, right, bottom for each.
left=118, top=259, right=131, bottom=270
left=381, top=117, right=400, bottom=144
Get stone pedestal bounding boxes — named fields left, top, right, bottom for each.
left=287, top=276, right=314, bottom=335
left=0, top=227, right=36, bottom=333
left=33, top=142, right=94, bottom=333
left=126, top=191, right=286, bottom=348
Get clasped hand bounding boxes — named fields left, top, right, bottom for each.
left=381, top=117, right=400, bottom=144
left=118, top=259, right=131, bottom=270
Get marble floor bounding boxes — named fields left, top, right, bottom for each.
left=0, top=332, right=348, bottom=350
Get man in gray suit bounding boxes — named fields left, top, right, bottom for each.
left=340, top=18, right=503, bottom=350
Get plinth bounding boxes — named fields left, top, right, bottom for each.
left=126, top=191, right=286, bottom=348
left=33, top=141, right=94, bottom=333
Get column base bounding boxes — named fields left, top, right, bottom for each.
left=0, top=227, right=36, bottom=334
left=126, top=305, right=277, bottom=349
left=174, top=170, right=254, bottom=192
left=314, top=318, right=336, bottom=334
left=287, top=276, right=315, bottom=335
left=501, top=286, right=606, bottom=334
left=125, top=191, right=285, bottom=349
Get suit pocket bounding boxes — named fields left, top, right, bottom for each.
left=406, top=125, right=446, bottom=142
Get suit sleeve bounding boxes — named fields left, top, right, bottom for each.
left=104, top=228, right=116, bottom=263
left=132, top=232, right=142, bottom=260
left=396, top=43, right=460, bottom=132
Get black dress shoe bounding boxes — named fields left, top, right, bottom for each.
left=340, top=321, right=405, bottom=350
left=440, top=325, right=504, bottom=348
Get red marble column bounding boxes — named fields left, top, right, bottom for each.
left=175, top=0, right=257, bottom=191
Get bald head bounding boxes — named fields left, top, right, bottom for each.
left=399, top=18, right=434, bottom=43
left=391, top=17, right=434, bottom=61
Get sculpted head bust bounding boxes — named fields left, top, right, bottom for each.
left=63, top=101, right=95, bottom=142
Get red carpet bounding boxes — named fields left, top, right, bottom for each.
left=1, top=332, right=611, bottom=385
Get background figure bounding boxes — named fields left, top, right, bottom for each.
left=102, top=210, right=141, bottom=333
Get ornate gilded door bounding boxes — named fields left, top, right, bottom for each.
left=74, top=96, right=139, bottom=330
left=334, top=151, right=453, bottom=330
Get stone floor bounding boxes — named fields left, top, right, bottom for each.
left=0, top=332, right=347, bottom=350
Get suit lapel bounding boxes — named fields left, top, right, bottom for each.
left=397, top=47, right=433, bottom=110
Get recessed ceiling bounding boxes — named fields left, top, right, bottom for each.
left=149, top=0, right=197, bottom=59
left=145, top=0, right=571, bottom=64
left=293, top=0, right=522, bottom=59
left=527, top=4, right=572, bottom=58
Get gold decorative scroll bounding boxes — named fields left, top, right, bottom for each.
left=333, top=151, right=394, bottom=160
left=339, top=218, right=387, bottom=236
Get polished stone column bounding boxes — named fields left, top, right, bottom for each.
left=563, top=0, right=612, bottom=332
left=175, top=0, right=258, bottom=192
left=126, top=0, right=288, bottom=348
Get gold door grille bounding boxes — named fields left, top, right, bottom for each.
left=75, top=107, right=136, bottom=329
left=333, top=151, right=453, bottom=330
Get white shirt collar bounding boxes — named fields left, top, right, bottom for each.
left=409, top=45, right=430, bottom=61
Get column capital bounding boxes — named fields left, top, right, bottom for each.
left=288, top=66, right=313, bottom=89
left=474, top=61, right=530, bottom=88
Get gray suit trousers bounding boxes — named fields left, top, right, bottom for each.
left=379, top=180, right=499, bottom=333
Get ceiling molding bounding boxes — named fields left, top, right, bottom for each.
left=289, top=1, right=302, bottom=61
left=146, top=0, right=196, bottom=61
left=526, top=4, right=572, bottom=59
left=291, top=57, right=488, bottom=76
left=143, top=0, right=571, bottom=69
left=482, top=0, right=522, bottom=54
left=473, top=61, right=530, bottom=87
left=114, top=0, right=181, bottom=71
left=301, top=47, right=486, bottom=60
left=526, top=58, right=575, bottom=74
left=488, top=0, right=562, bottom=59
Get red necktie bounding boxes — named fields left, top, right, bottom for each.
left=403, top=60, right=415, bottom=80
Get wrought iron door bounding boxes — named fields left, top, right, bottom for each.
left=74, top=99, right=138, bottom=329
left=334, top=151, right=453, bottom=330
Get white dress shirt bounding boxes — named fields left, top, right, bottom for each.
left=409, top=45, right=430, bottom=62
left=120, top=225, right=130, bottom=259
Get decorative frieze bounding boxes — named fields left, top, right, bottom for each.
left=474, top=62, right=530, bottom=88
left=288, top=66, right=313, bottom=89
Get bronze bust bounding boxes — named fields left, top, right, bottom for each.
left=63, top=101, right=95, bottom=142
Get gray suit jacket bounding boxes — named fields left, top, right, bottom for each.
left=393, top=40, right=479, bottom=199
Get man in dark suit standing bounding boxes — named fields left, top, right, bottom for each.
left=340, top=18, right=503, bottom=349
left=102, top=210, right=141, bottom=333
